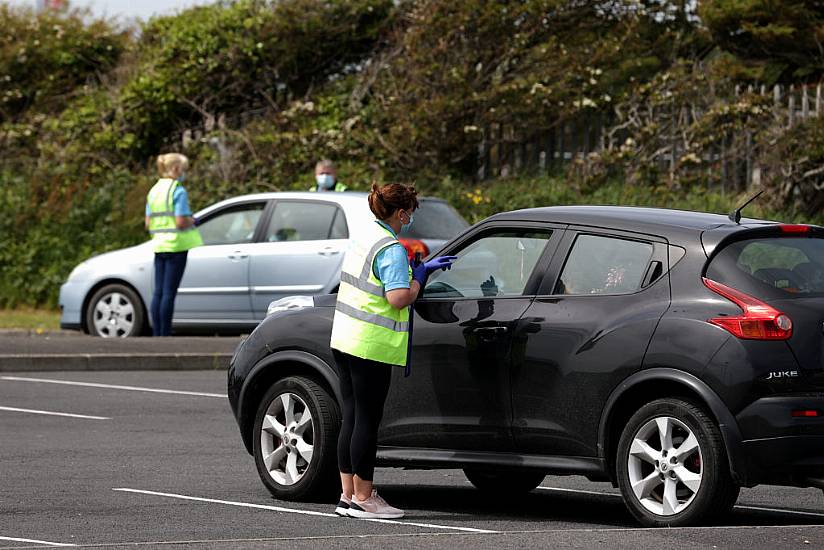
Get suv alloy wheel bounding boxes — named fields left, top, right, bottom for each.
left=616, top=398, right=740, bottom=527
left=252, top=376, right=340, bottom=500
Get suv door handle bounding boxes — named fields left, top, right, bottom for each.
left=318, top=247, right=341, bottom=256
left=228, top=250, right=249, bottom=261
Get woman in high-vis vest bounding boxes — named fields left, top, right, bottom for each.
left=330, top=183, right=456, bottom=519
left=145, top=153, right=203, bottom=337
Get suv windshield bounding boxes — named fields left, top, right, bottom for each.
left=402, top=200, right=469, bottom=240
left=706, top=236, right=824, bottom=299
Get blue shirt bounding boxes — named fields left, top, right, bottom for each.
left=146, top=182, right=192, bottom=217
left=373, top=221, right=410, bottom=292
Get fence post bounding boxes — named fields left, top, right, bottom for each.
left=803, top=86, right=810, bottom=119
left=817, top=85, right=822, bottom=117
left=789, top=85, right=796, bottom=126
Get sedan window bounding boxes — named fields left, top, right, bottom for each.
left=198, top=203, right=265, bottom=245
left=265, top=201, right=345, bottom=242
left=424, top=231, right=553, bottom=298
left=556, top=234, right=653, bottom=295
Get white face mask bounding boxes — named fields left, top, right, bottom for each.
left=316, top=174, right=335, bottom=189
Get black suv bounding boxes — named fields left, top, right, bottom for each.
left=228, top=206, right=824, bottom=527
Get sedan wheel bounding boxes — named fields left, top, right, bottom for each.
left=85, top=284, right=144, bottom=338
left=253, top=376, right=340, bottom=500
left=616, top=398, right=739, bottom=527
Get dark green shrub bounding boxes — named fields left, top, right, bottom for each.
left=0, top=5, right=126, bottom=121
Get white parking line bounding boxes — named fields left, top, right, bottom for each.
left=113, top=488, right=497, bottom=534
left=1, top=376, right=223, bottom=398
left=0, top=406, right=109, bottom=420
left=538, top=485, right=824, bottom=519
left=0, top=535, right=74, bottom=546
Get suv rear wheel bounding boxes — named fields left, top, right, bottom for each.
left=252, top=376, right=340, bottom=501
left=615, top=398, right=739, bottom=527
left=464, top=469, right=546, bottom=494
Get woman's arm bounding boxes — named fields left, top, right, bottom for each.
left=386, top=280, right=421, bottom=309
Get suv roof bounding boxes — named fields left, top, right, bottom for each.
left=492, top=205, right=777, bottom=239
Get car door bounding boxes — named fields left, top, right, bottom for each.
left=379, top=223, right=563, bottom=452
left=173, top=201, right=267, bottom=323
left=510, top=228, right=671, bottom=457
left=248, top=200, right=348, bottom=318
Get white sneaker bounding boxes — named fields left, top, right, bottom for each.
left=348, top=489, right=404, bottom=519
left=334, top=493, right=352, bottom=517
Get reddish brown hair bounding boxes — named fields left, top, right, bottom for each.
left=368, top=182, right=419, bottom=220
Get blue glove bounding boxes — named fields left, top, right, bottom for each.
left=424, top=256, right=457, bottom=275
left=411, top=260, right=428, bottom=286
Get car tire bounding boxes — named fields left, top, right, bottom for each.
left=615, top=398, right=740, bottom=527
left=253, top=376, right=340, bottom=501
left=463, top=468, right=546, bottom=494
left=85, top=283, right=145, bottom=338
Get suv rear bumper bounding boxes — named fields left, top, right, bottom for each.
left=736, top=396, right=824, bottom=485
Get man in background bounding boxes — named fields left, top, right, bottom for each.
left=310, top=159, right=347, bottom=192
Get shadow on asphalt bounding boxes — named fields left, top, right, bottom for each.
left=359, top=484, right=824, bottom=528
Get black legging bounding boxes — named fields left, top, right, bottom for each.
left=334, top=350, right=393, bottom=482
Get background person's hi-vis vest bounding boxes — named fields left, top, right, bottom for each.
left=147, top=178, right=203, bottom=253
left=330, top=221, right=411, bottom=366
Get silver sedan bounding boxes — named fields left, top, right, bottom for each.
left=59, top=192, right=468, bottom=337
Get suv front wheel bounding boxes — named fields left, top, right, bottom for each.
left=616, top=398, right=739, bottom=527
left=252, top=376, right=340, bottom=501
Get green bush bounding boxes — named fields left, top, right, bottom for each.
left=0, top=5, right=126, bottom=121
left=120, top=0, right=393, bottom=158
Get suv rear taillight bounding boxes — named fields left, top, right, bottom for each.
left=399, top=238, right=429, bottom=263
left=702, top=277, right=793, bottom=340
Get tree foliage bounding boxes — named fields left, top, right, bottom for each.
left=0, top=5, right=126, bottom=121
left=700, top=0, right=824, bottom=82
left=358, top=0, right=704, bottom=177
left=120, top=0, right=393, bottom=158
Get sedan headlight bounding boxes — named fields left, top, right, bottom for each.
left=267, top=295, right=315, bottom=317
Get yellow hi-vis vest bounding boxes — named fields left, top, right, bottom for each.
left=147, top=178, right=203, bottom=253
left=330, top=221, right=411, bottom=366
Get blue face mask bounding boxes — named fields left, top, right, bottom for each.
left=401, top=211, right=414, bottom=233
left=177, top=173, right=186, bottom=182
left=316, top=174, right=335, bottom=189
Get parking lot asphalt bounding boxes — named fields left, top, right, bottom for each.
left=1, top=370, right=823, bottom=549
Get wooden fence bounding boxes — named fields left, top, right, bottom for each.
left=475, top=83, right=824, bottom=189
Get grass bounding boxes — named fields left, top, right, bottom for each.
left=0, top=308, right=61, bottom=331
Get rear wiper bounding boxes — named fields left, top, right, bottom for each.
left=728, top=190, right=764, bottom=224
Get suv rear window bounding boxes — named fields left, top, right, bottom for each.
left=402, top=200, right=469, bottom=240
left=706, top=237, right=824, bottom=298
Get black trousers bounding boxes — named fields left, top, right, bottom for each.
left=334, top=350, right=394, bottom=482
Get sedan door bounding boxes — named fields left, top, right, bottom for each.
left=173, top=201, right=267, bottom=324
left=248, top=200, right=349, bottom=319
left=379, top=224, right=562, bottom=452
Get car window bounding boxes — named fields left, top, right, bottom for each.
left=555, top=234, right=653, bottom=295
left=198, top=203, right=265, bottom=245
left=706, top=237, right=824, bottom=298
left=330, top=208, right=349, bottom=239
left=401, top=200, right=469, bottom=240
left=423, top=230, right=553, bottom=298
left=265, top=201, right=344, bottom=242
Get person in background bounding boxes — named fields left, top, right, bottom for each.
left=145, top=153, right=203, bottom=337
left=330, top=183, right=456, bottom=519
left=310, top=159, right=348, bottom=192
